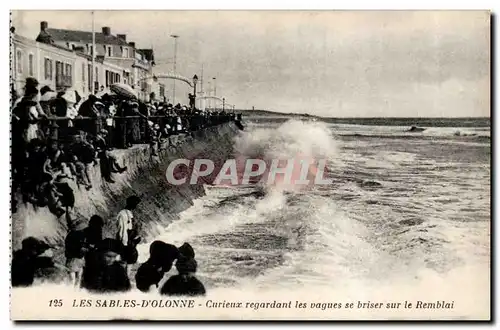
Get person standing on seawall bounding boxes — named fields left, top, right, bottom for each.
left=116, top=195, right=142, bottom=271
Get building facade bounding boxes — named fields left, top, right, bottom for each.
left=12, top=33, right=88, bottom=96
left=11, top=21, right=159, bottom=102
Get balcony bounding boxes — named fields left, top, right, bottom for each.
left=132, top=59, right=151, bottom=71
left=56, top=75, right=73, bottom=90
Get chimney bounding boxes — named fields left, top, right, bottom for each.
left=40, top=21, right=48, bottom=31
left=102, top=27, right=111, bottom=36
left=117, top=34, right=127, bottom=41
left=128, top=41, right=136, bottom=48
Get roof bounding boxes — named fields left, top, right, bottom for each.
left=35, top=30, right=54, bottom=44
left=38, top=28, right=131, bottom=47
left=16, top=32, right=78, bottom=53
left=137, top=49, right=154, bottom=62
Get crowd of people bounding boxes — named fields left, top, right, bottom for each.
left=12, top=195, right=206, bottom=296
left=11, top=77, right=242, bottom=219
left=10, top=76, right=245, bottom=296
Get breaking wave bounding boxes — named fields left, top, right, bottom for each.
left=12, top=118, right=490, bottom=320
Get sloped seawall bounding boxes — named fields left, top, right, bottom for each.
left=11, top=122, right=242, bottom=250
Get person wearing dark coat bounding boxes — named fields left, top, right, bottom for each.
left=92, top=129, right=127, bottom=183
left=160, top=252, right=206, bottom=297
left=11, top=237, right=53, bottom=287
left=83, top=215, right=104, bottom=248
left=135, top=241, right=179, bottom=293
left=81, top=238, right=130, bottom=293
left=76, top=95, right=100, bottom=136
left=67, top=215, right=104, bottom=288
left=178, top=242, right=195, bottom=259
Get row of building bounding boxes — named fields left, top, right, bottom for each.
left=10, top=21, right=166, bottom=103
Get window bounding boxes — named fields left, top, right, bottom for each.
left=44, top=58, right=53, bottom=80
left=81, top=63, right=86, bottom=92
left=88, top=64, right=92, bottom=91
left=28, top=54, right=34, bottom=76
left=88, top=45, right=93, bottom=56
left=55, top=61, right=63, bottom=87
left=107, top=46, right=112, bottom=57
left=123, top=47, right=129, bottom=58
left=16, top=50, right=23, bottom=74
left=56, top=61, right=62, bottom=76
left=65, top=63, right=72, bottom=84
left=106, top=71, right=120, bottom=85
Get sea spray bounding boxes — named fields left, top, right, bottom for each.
left=231, top=119, right=342, bottom=190
left=11, top=263, right=489, bottom=320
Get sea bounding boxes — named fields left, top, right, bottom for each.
left=12, top=115, right=491, bottom=319
left=144, top=115, right=491, bottom=307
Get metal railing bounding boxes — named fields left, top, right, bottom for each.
left=16, top=113, right=237, bottom=149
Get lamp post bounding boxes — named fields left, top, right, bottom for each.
left=91, top=11, right=96, bottom=95
left=207, top=81, right=211, bottom=110
left=170, top=34, right=179, bottom=104
left=192, top=74, right=198, bottom=110
left=223, top=98, right=225, bottom=111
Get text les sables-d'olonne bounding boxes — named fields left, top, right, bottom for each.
left=63, top=299, right=455, bottom=310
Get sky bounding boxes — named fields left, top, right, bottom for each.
left=11, top=10, right=490, bottom=117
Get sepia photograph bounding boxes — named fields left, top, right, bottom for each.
left=8, top=9, right=491, bottom=321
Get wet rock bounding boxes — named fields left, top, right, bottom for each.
left=408, top=126, right=426, bottom=132
left=360, top=180, right=383, bottom=188
left=399, top=218, right=425, bottom=226
left=231, top=255, right=254, bottom=262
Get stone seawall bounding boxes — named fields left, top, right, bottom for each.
left=11, top=122, right=242, bottom=250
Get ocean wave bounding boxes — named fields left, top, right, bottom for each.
left=229, top=119, right=343, bottom=191
left=245, top=119, right=490, bottom=141
left=11, top=263, right=491, bottom=320
left=338, top=133, right=490, bottom=142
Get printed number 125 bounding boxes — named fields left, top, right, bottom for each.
left=49, top=299, right=63, bottom=307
